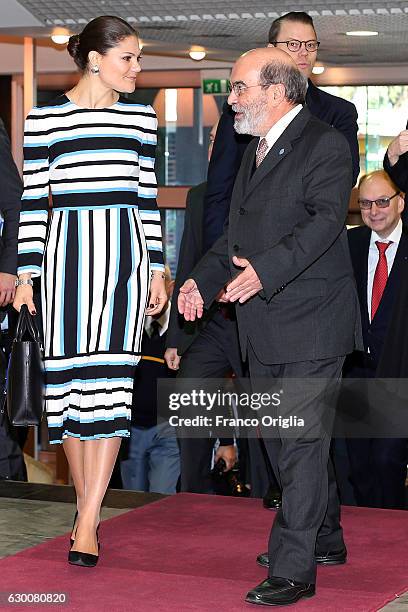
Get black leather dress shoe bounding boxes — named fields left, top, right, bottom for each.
left=257, top=546, right=347, bottom=569
left=68, top=550, right=99, bottom=567
left=256, top=553, right=270, bottom=569
left=262, top=487, right=282, bottom=510
left=246, top=577, right=315, bottom=606
left=315, top=547, right=347, bottom=565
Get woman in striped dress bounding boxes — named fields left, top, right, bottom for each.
left=13, top=16, right=166, bottom=566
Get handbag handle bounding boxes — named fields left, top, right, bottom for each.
left=15, top=304, right=43, bottom=347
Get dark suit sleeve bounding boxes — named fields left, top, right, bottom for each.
left=384, top=151, right=408, bottom=193
left=250, top=129, right=352, bottom=301
left=383, top=120, right=408, bottom=224
left=0, top=119, right=23, bottom=274
left=191, top=229, right=231, bottom=308
left=333, top=101, right=360, bottom=186
left=166, top=188, right=202, bottom=349
left=202, top=103, right=251, bottom=251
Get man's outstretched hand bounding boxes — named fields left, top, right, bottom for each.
left=178, top=278, right=204, bottom=321
left=226, top=256, right=263, bottom=303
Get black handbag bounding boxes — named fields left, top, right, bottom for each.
left=7, top=304, right=44, bottom=426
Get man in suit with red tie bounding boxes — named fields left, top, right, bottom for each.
left=345, top=170, right=408, bottom=509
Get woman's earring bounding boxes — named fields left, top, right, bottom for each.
left=91, top=65, right=99, bottom=74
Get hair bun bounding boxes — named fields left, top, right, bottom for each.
left=67, top=33, right=81, bottom=59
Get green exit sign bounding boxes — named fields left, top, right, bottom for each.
left=202, top=79, right=229, bottom=95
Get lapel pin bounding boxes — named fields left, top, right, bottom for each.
left=279, top=148, right=285, bottom=155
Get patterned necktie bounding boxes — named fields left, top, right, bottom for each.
left=255, top=138, right=269, bottom=168
left=371, top=241, right=392, bottom=319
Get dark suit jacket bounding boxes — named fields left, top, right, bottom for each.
left=0, top=119, right=22, bottom=275
left=166, top=182, right=218, bottom=354
left=383, top=120, right=408, bottom=223
left=344, top=224, right=408, bottom=378
left=346, top=225, right=408, bottom=372
left=203, top=80, right=360, bottom=251
left=192, top=106, right=362, bottom=364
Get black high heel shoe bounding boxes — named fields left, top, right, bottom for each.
left=70, top=513, right=100, bottom=549
left=70, top=511, right=78, bottom=548
left=68, top=549, right=99, bottom=567
left=68, top=519, right=101, bottom=566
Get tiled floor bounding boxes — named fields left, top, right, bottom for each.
left=0, top=498, right=130, bottom=558
left=0, top=481, right=164, bottom=558
left=0, top=482, right=406, bottom=611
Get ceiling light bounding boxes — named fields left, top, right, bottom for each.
left=51, top=34, right=70, bottom=44
left=189, top=49, right=206, bottom=61
left=312, top=66, right=325, bottom=75
left=346, top=30, right=378, bottom=36
left=51, top=28, right=70, bottom=45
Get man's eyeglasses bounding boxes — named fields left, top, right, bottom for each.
left=227, top=82, right=263, bottom=97
left=358, top=192, right=400, bottom=210
left=272, top=40, right=320, bottom=52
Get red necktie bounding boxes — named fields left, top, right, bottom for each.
left=371, top=241, right=392, bottom=319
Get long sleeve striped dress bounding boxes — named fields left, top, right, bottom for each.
left=17, top=94, right=165, bottom=444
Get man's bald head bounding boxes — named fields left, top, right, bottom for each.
left=228, top=47, right=307, bottom=136
left=239, top=46, right=297, bottom=70
left=231, top=47, right=307, bottom=107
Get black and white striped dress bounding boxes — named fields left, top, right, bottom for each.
left=17, top=95, right=164, bottom=444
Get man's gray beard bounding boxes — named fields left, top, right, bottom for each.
left=234, top=116, right=260, bottom=136
left=233, top=99, right=266, bottom=136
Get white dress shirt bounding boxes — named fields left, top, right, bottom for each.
left=367, top=219, right=402, bottom=323
left=256, top=104, right=303, bottom=157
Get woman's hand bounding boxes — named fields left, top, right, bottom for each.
left=13, top=276, right=36, bottom=314
left=146, top=271, right=168, bottom=316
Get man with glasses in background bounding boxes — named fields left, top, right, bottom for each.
left=345, top=170, right=408, bottom=510
left=203, top=11, right=360, bottom=510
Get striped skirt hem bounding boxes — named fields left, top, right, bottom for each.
left=45, top=353, right=139, bottom=444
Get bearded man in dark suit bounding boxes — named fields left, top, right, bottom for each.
left=178, top=48, right=361, bottom=606
left=202, top=11, right=360, bottom=510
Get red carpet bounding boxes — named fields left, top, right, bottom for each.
left=0, top=494, right=407, bottom=611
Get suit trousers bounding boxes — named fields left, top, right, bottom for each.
left=247, top=342, right=345, bottom=584
left=177, top=309, right=244, bottom=493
